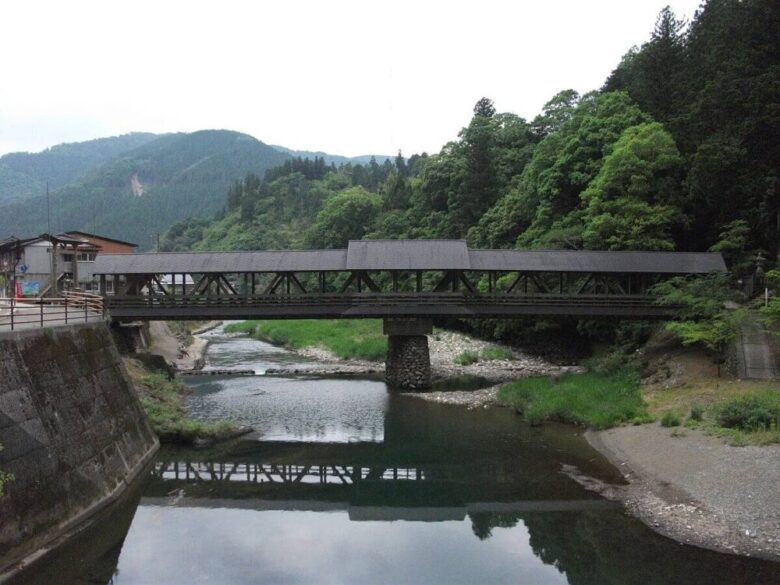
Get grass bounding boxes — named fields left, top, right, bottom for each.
left=138, top=372, right=235, bottom=444
left=480, top=346, right=514, bottom=361
left=712, top=391, right=780, bottom=431
left=454, top=350, right=480, bottom=365
left=642, top=375, right=780, bottom=445
left=497, top=369, right=649, bottom=429
left=660, top=411, right=681, bottom=427
left=225, top=319, right=387, bottom=361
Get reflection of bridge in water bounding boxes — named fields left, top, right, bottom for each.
left=148, top=459, right=618, bottom=521
left=154, top=460, right=429, bottom=485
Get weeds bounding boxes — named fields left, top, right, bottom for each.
left=660, top=411, right=681, bottom=427
left=225, top=319, right=386, bottom=361
left=480, top=346, right=514, bottom=361
left=454, top=351, right=480, bottom=365
left=712, top=391, right=780, bottom=432
left=497, top=369, right=646, bottom=429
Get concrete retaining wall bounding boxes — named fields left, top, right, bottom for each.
left=0, top=323, right=159, bottom=572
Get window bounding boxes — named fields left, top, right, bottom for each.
left=62, top=253, right=75, bottom=262
left=77, top=252, right=97, bottom=262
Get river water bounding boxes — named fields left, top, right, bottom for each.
left=13, top=326, right=780, bottom=584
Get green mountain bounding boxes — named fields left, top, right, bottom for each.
left=270, top=145, right=393, bottom=166
left=0, top=130, right=290, bottom=248
left=0, top=133, right=158, bottom=204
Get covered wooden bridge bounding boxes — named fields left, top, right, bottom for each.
left=94, top=239, right=725, bottom=389
left=93, top=239, right=726, bottom=321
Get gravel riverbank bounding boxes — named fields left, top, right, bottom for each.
left=582, top=424, right=780, bottom=562
left=263, top=329, right=581, bottom=383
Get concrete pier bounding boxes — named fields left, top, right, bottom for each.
left=384, top=318, right=432, bottom=390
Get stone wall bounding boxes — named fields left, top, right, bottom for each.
left=0, top=323, right=159, bottom=572
left=386, top=335, right=432, bottom=390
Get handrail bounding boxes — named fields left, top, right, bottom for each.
left=0, top=295, right=104, bottom=331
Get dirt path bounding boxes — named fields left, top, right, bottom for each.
left=147, top=321, right=209, bottom=370
left=584, top=424, right=780, bottom=561
left=737, top=315, right=780, bottom=380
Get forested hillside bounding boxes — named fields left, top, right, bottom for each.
left=270, top=145, right=392, bottom=167
left=162, top=0, right=779, bottom=279
left=0, top=130, right=290, bottom=248
left=0, top=133, right=157, bottom=204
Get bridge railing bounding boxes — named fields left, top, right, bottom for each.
left=105, top=292, right=660, bottom=308
left=0, top=292, right=104, bottom=331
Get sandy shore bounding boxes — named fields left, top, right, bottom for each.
left=581, top=424, right=780, bottom=561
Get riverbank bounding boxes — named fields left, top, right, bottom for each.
left=409, top=340, right=780, bottom=562
left=260, top=326, right=581, bottom=383
left=147, top=320, right=219, bottom=371
left=583, top=424, right=780, bottom=562
left=122, top=357, right=247, bottom=445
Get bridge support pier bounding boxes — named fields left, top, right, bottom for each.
left=384, top=318, right=432, bottom=390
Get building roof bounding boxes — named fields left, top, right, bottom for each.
left=92, top=240, right=727, bottom=275
left=64, top=231, right=139, bottom=248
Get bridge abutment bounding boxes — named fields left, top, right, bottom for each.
left=384, top=318, right=432, bottom=390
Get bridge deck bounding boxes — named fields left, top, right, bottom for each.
left=105, top=292, right=674, bottom=319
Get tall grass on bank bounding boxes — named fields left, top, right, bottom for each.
left=225, top=319, right=387, bottom=361
left=139, top=373, right=233, bottom=444
left=498, top=369, right=648, bottom=429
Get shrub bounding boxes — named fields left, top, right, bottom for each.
left=689, top=404, right=704, bottom=422
left=454, top=351, right=480, bottom=365
left=660, top=411, right=681, bottom=427
left=712, top=392, right=780, bottom=431
left=480, top=346, right=514, bottom=361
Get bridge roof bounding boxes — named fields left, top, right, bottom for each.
left=347, top=239, right=470, bottom=270
left=93, top=240, right=727, bottom=275
left=468, top=249, right=727, bottom=274
left=93, top=249, right=348, bottom=274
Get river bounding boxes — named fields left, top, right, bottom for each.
left=12, top=326, right=780, bottom=584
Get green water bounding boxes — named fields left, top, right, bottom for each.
left=11, top=327, right=780, bottom=584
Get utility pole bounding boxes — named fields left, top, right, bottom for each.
left=46, top=182, right=51, bottom=233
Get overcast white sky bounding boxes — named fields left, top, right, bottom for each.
left=0, top=0, right=703, bottom=158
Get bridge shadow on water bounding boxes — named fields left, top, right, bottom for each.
left=11, top=395, right=780, bottom=585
